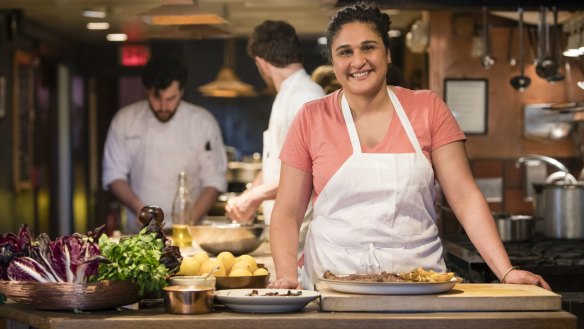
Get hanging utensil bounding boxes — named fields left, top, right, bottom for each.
left=535, top=6, right=559, bottom=80
left=546, top=6, right=565, bottom=83
left=510, top=7, right=531, bottom=91
left=481, top=7, right=495, bottom=69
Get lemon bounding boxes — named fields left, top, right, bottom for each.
left=176, top=256, right=202, bottom=276
left=231, top=261, right=253, bottom=273
left=193, top=251, right=210, bottom=264
left=229, top=268, right=253, bottom=277
left=236, top=255, right=258, bottom=272
left=217, top=251, right=236, bottom=272
left=200, top=259, right=226, bottom=277
left=253, top=268, right=269, bottom=276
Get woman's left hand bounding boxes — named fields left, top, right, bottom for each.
left=503, top=269, right=552, bottom=291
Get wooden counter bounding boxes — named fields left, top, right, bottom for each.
left=0, top=302, right=577, bottom=329
left=0, top=242, right=577, bottom=329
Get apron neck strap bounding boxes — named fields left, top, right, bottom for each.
left=340, top=88, right=423, bottom=155
left=341, top=93, right=362, bottom=154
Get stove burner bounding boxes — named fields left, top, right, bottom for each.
left=447, top=238, right=584, bottom=267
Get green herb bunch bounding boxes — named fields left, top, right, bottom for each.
left=95, top=230, right=169, bottom=296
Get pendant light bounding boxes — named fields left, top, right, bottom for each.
left=138, top=0, right=227, bottom=26
left=198, top=39, right=257, bottom=98
left=147, top=25, right=231, bottom=40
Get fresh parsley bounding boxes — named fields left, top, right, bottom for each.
left=96, top=230, right=169, bottom=296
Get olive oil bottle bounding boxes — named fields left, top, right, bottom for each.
left=171, top=172, right=193, bottom=247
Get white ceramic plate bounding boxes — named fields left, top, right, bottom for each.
left=214, top=289, right=320, bottom=313
left=320, top=276, right=463, bottom=295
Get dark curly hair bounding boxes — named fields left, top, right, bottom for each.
left=247, top=20, right=303, bottom=68
left=142, top=54, right=188, bottom=92
left=325, top=1, right=392, bottom=62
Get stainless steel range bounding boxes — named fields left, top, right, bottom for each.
left=444, top=237, right=584, bottom=328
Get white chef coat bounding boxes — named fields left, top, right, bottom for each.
left=102, top=100, right=227, bottom=233
left=301, top=87, right=445, bottom=289
left=262, top=69, right=325, bottom=227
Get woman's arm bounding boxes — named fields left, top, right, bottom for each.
left=268, top=163, right=313, bottom=289
left=433, top=141, right=550, bottom=290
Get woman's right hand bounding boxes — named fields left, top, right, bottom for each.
left=268, top=276, right=301, bottom=289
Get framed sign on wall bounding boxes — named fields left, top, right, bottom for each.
left=444, top=78, right=488, bottom=135
left=13, top=50, right=35, bottom=192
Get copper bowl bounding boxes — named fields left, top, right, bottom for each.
left=163, top=286, right=214, bottom=314
left=0, top=280, right=141, bottom=311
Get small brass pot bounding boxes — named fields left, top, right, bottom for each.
left=163, top=286, right=214, bottom=314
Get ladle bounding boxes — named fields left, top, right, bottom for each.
left=535, top=6, right=559, bottom=80
left=507, top=27, right=517, bottom=67
left=545, top=6, right=564, bottom=83
left=481, top=7, right=495, bottom=69
left=510, top=7, right=531, bottom=91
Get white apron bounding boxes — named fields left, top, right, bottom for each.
left=128, top=116, right=203, bottom=233
left=301, top=87, right=445, bottom=289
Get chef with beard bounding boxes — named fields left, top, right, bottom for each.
left=102, top=54, right=227, bottom=233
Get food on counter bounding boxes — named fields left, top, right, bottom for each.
left=176, top=256, right=202, bottom=276
left=247, top=289, right=303, bottom=296
left=229, top=269, right=253, bottom=277
left=173, top=251, right=267, bottom=278
left=200, top=259, right=226, bottom=276
left=399, top=267, right=455, bottom=283
left=96, top=206, right=183, bottom=295
left=323, top=270, right=404, bottom=283
left=217, top=251, right=236, bottom=272
left=193, top=251, right=210, bottom=264
left=323, top=268, right=455, bottom=283
left=253, top=268, right=269, bottom=276
left=1, top=224, right=104, bottom=283
left=236, top=254, right=258, bottom=272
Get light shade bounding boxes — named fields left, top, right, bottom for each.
left=138, top=0, right=227, bottom=26
left=198, top=67, right=257, bottom=98
left=147, top=25, right=231, bottom=40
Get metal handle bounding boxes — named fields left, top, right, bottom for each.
left=515, top=154, right=569, bottom=173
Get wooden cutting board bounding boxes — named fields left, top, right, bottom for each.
left=317, top=283, right=561, bottom=312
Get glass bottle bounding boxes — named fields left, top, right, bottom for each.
left=171, top=171, right=193, bottom=247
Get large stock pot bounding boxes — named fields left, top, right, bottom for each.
left=533, top=173, right=584, bottom=239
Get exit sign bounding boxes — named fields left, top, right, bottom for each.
left=120, top=45, right=150, bottom=66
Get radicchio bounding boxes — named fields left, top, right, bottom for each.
left=4, top=225, right=106, bottom=283
left=0, top=225, right=33, bottom=280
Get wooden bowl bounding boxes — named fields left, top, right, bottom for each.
left=215, top=273, right=270, bottom=290
left=0, top=280, right=141, bottom=311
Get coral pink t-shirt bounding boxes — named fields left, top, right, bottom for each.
left=280, top=86, right=466, bottom=203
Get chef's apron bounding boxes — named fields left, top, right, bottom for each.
left=261, top=127, right=280, bottom=225
left=127, top=114, right=203, bottom=233
left=301, top=87, right=445, bottom=289
left=263, top=127, right=314, bottom=251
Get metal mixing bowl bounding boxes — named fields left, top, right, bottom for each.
left=189, top=217, right=265, bottom=256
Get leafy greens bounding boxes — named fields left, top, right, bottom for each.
left=96, top=230, right=169, bottom=296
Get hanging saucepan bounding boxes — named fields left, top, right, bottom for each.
left=510, top=7, right=531, bottom=91
left=535, top=6, right=559, bottom=80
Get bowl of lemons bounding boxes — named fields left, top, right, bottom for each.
left=172, top=251, right=269, bottom=290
